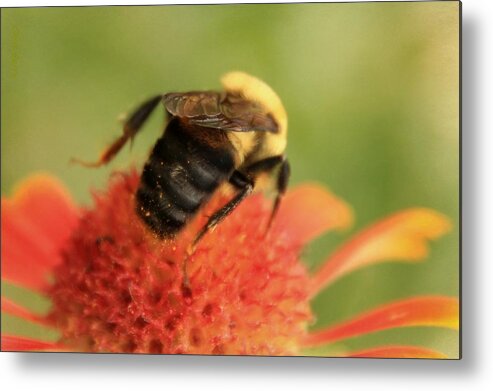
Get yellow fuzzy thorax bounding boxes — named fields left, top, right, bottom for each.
left=221, top=71, right=288, bottom=136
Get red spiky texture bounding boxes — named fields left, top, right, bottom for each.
left=47, top=170, right=312, bottom=355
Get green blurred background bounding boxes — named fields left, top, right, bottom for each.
left=1, top=2, right=459, bottom=357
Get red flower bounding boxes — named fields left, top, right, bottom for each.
left=1, top=170, right=458, bottom=357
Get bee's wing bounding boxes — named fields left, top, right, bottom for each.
left=163, top=92, right=278, bottom=133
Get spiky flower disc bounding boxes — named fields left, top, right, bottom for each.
left=48, top=170, right=312, bottom=355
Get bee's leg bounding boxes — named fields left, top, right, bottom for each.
left=192, top=171, right=254, bottom=248
left=244, top=156, right=290, bottom=231
left=181, top=171, right=253, bottom=290
left=267, top=158, right=290, bottom=230
left=71, top=95, right=162, bottom=168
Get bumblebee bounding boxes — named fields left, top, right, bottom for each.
left=77, top=72, right=289, bottom=246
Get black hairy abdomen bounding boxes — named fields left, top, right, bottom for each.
left=136, top=118, right=235, bottom=237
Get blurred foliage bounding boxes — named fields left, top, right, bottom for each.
left=1, top=2, right=459, bottom=357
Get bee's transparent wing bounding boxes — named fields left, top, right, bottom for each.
left=163, top=92, right=278, bottom=133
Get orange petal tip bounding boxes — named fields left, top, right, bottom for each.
left=311, top=208, right=453, bottom=295
left=303, top=296, right=459, bottom=347
left=8, top=173, right=75, bottom=208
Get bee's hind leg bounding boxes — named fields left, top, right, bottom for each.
left=71, top=95, right=163, bottom=167
left=181, top=171, right=254, bottom=292
left=193, top=171, right=254, bottom=248
left=266, top=158, right=290, bottom=230
left=244, top=155, right=290, bottom=231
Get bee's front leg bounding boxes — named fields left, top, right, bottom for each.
left=71, top=95, right=162, bottom=167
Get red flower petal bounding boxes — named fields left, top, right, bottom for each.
left=302, top=296, right=459, bottom=347
left=1, top=297, right=48, bottom=326
left=1, top=174, right=78, bottom=292
left=346, top=345, right=447, bottom=359
left=273, top=183, right=353, bottom=246
left=310, top=208, right=452, bottom=295
left=1, top=335, right=65, bottom=352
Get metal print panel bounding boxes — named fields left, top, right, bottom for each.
left=1, top=1, right=460, bottom=358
